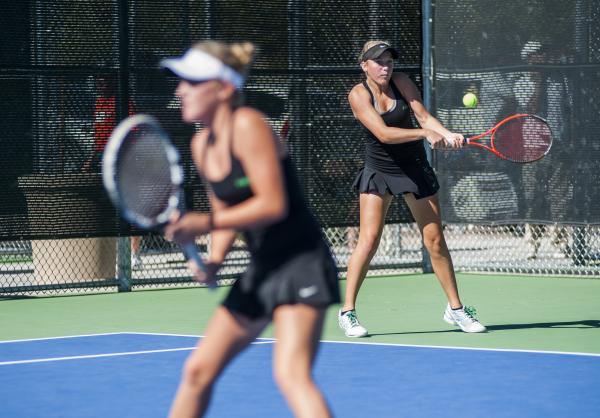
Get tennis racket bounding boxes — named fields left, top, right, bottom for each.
left=462, top=114, right=552, bottom=163
left=102, top=114, right=213, bottom=287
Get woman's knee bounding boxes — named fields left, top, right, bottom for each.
left=357, top=230, right=382, bottom=255
left=423, top=229, right=446, bottom=258
left=273, top=362, right=311, bottom=394
left=181, top=354, right=217, bottom=392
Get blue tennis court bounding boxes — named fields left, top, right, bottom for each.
left=1, top=332, right=599, bottom=418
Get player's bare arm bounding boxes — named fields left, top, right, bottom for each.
left=394, top=73, right=463, bottom=147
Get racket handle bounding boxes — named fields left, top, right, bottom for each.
left=462, top=137, right=470, bottom=145
left=182, top=243, right=216, bottom=290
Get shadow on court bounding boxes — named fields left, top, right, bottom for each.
left=365, top=329, right=457, bottom=337
left=366, top=319, right=600, bottom=337
left=486, top=319, right=600, bottom=330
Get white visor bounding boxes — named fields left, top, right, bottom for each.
left=160, top=49, right=245, bottom=89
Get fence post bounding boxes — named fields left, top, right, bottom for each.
left=116, top=0, right=132, bottom=292
left=116, top=237, right=132, bottom=292
left=421, top=0, right=434, bottom=273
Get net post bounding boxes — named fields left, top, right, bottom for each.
left=116, top=237, right=132, bottom=292
left=421, top=0, right=434, bottom=274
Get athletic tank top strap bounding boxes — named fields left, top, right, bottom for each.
left=362, top=79, right=407, bottom=120
left=359, top=77, right=425, bottom=174
left=389, top=80, right=403, bottom=109
left=361, top=80, right=403, bottom=114
left=362, top=80, right=376, bottom=106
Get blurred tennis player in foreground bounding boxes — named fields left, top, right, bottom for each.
left=338, top=40, right=486, bottom=337
left=162, top=41, right=339, bottom=418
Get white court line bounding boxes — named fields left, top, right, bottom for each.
left=318, top=339, right=600, bottom=358
left=125, top=331, right=276, bottom=342
left=0, top=332, right=275, bottom=344
left=0, top=346, right=196, bottom=366
left=125, top=332, right=600, bottom=358
left=0, top=340, right=275, bottom=366
left=0, top=332, right=130, bottom=344
left=1, top=332, right=597, bottom=359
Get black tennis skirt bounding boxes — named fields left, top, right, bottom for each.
left=352, top=163, right=439, bottom=199
left=223, top=240, right=340, bottom=319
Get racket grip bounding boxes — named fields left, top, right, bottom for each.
left=182, top=243, right=216, bottom=290
left=462, top=137, right=470, bottom=145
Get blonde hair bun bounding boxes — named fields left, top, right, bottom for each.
left=192, top=40, right=256, bottom=75
left=229, top=42, right=256, bottom=68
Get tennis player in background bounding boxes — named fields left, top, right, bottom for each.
left=338, top=40, right=486, bottom=337
left=162, top=41, right=339, bottom=418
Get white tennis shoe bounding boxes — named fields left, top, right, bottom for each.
left=338, top=309, right=368, bottom=338
left=443, top=304, right=487, bottom=333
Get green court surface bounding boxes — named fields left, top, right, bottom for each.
left=2, top=273, right=599, bottom=354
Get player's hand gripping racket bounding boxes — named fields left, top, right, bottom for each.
left=462, top=113, right=552, bottom=163
left=102, top=114, right=214, bottom=288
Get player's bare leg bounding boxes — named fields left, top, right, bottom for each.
left=406, top=193, right=485, bottom=331
left=404, top=193, right=462, bottom=308
left=273, top=304, right=331, bottom=418
left=342, top=192, right=393, bottom=311
left=168, top=307, right=269, bottom=418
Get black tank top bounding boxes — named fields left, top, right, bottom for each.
left=361, top=79, right=426, bottom=174
left=207, top=149, right=322, bottom=261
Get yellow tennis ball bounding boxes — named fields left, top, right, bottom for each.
left=463, top=93, right=478, bottom=108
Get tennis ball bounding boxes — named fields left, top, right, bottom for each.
left=463, top=92, right=478, bottom=108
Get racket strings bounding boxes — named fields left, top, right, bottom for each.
left=493, top=116, right=552, bottom=163
left=116, top=127, right=177, bottom=220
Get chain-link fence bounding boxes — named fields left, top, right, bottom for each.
left=0, top=224, right=424, bottom=296
left=1, top=1, right=599, bottom=297
left=3, top=222, right=599, bottom=296
left=429, top=0, right=600, bottom=278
